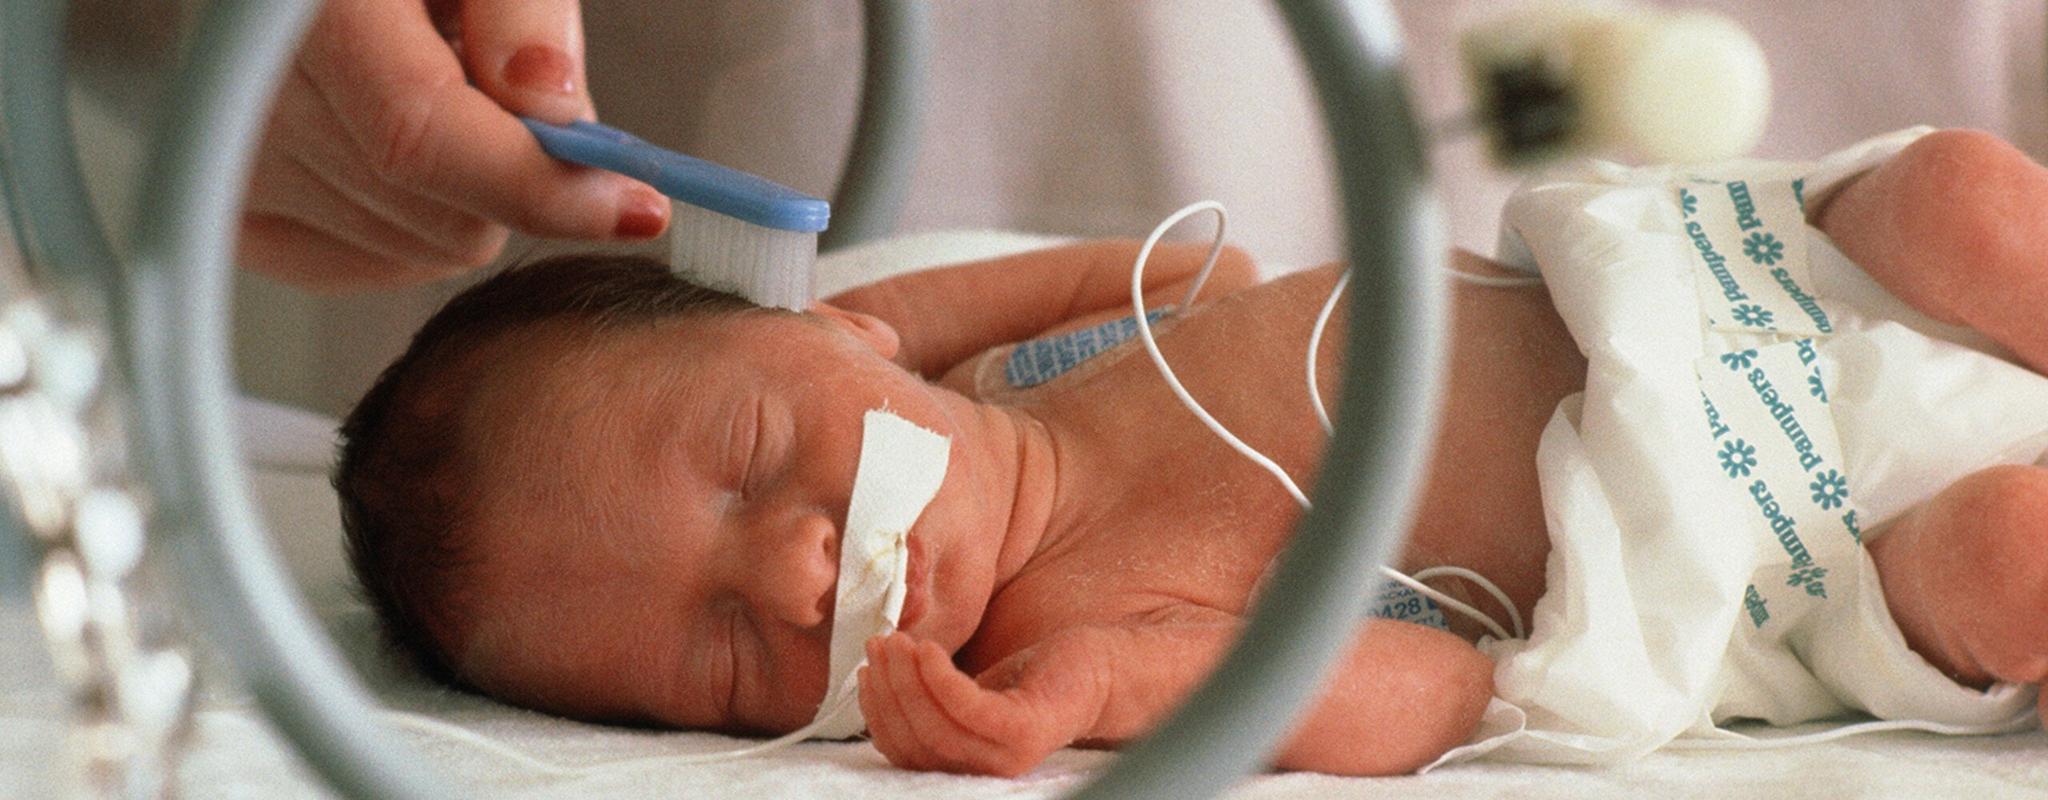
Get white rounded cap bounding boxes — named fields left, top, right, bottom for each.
left=1575, top=10, right=1771, bottom=163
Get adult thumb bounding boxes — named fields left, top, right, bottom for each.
left=460, top=0, right=594, bottom=124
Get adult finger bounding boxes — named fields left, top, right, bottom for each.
left=457, top=0, right=594, bottom=123
left=257, top=68, right=507, bottom=264
left=245, top=150, right=506, bottom=271
left=302, top=0, right=667, bottom=241
left=388, top=83, right=669, bottom=241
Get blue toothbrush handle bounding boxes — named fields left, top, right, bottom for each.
left=522, top=118, right=829, bottom=233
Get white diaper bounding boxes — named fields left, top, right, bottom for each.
left=1436, top=128, right=2048, bottom=768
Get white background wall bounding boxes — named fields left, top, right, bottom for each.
left=61, top=0, right=2042, bottom=417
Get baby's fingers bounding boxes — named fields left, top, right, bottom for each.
left=878, top=636, right=1006, bottom=769
left=857, top=659, right=927, bottom=771
left=859, top=635, right=979, bottom=772
left=862, top=635, right=973, bottom=772
left=881, top=633, right=1056, bottom=777
left=909, top=639, right=1057, bottom=750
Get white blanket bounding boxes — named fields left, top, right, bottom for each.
left=5, top=231, right=2043, bottom=798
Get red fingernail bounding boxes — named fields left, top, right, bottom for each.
left=614, top=190, right=668, bottom=239
left=504, top=45, right=574, bottom=94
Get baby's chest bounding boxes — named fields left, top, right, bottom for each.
left=986, top=496, right=1297, bottom=639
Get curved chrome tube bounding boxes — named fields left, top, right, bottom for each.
left=823, top=0, right=933, bottom=252
left=1069, top=1, right=1442, bottom=796
left=118, top=2, right=456, bottom=797
left=1, top=0, right=1437, bottom=796
left=0, top=0, right=121, bottom=294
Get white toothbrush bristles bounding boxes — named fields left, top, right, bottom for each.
left=668, top=200, right=819, bottom=312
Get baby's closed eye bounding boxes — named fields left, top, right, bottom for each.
left=733, top=398, right=765, bottom=497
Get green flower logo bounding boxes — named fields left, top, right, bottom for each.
left=1743, top=232, right=1785, bottom=265
left=1731, top=304, right=1775, bottom=328
left=1787, top=565, right=1829, bottom=598
left=1720, top=349, right=1759, bottom=370
left=1809, top=469, right=1849, bottom=510
left=1807, top=370, right=1828, bottom=403
left=1718, top=439, right=1758, bottom=478
left=1679, top=188, right=1699, bottom=217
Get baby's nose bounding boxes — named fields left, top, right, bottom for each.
left=761, top=512, right=838, bottom=629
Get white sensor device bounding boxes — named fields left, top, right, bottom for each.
left=1462, top=1, right=1771, bottom=164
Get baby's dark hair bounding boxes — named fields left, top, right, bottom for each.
left=334, top=254, right=753, bottom=686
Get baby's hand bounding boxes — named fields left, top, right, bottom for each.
left=857, top=632, right=1071, bottom=777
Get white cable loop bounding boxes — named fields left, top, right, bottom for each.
left=247, top=205, right=1547, bottom=782
left=1373, top=569, right=1513, bottom=641
left=1412, top=565, right=1527, bottom=640
left=1130, top=202, right=1311, bottom=509
left=1137, top=201, right=1537, bottom=643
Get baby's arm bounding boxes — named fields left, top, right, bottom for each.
left=857, top=610, right=1492, bottom=777
left=825, top=241, right=1258, bottom=377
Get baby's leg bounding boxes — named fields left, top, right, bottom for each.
left=1868, top=465, right=2048, bottom=720
left=1814, top=130, right=2048, bottom=374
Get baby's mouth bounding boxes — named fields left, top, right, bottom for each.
left=899, top=533, right=930, bottom=631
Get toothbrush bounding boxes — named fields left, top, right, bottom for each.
left=522, top=118, right=830, bottom=311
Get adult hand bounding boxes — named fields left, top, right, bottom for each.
left=241, top=0, right=669, bottom=291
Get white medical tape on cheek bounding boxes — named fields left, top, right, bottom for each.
left=647, top=408, right=950, bottom=763
left=807, top=408, right=951, bottom=739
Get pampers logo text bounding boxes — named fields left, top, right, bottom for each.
left=1686, top=219, right=1749, bottom=303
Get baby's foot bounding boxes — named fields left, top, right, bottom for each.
left=1869, top=464, right=2048, bottom=691
left=1815, top=129, right=2048, bottom=374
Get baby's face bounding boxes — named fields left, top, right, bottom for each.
left=449, top=308, right=983, bottom=734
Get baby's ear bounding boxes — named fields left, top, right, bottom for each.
left=809, top=302, right=901, bottom=360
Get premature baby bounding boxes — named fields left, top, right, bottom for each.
left=336, top=129, right=2048, bottom=776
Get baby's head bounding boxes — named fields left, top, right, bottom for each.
left=335, top=255, right=998, bottom=734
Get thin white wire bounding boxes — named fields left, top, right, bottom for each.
left=369, top=671, right=866, bottom=777
left=1306, top=270, right=1351, bottom=436
left=358, top=207, right=1544, bottom=778
left=1413, top=565, right=1526, bottom=640
left=1130, top=202, right=1311, bottom=509
left=1307, top=263, right=1542, bottom=436
left=1305, top=262, right=1539, bottom=639
left=1372, top=569, right=1511, bottom=641
left=377, top=711, right=581, bottom=777
left=1135, top=201, right=1534, bottom=643
left=1444, top=268, right=1545, bottom=289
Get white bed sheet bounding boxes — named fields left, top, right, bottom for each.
left=6, top=231, right=2044, bottom=798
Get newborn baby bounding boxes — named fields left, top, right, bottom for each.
left=336, top=129, right=2048, bottom=777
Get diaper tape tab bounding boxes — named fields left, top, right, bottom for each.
left=1678, top=178, right=1834, bottom=337
left=1694, top=340, right=1860, bottom=640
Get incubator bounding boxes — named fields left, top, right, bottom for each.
left=0, top=1, right=1800, bottom=797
